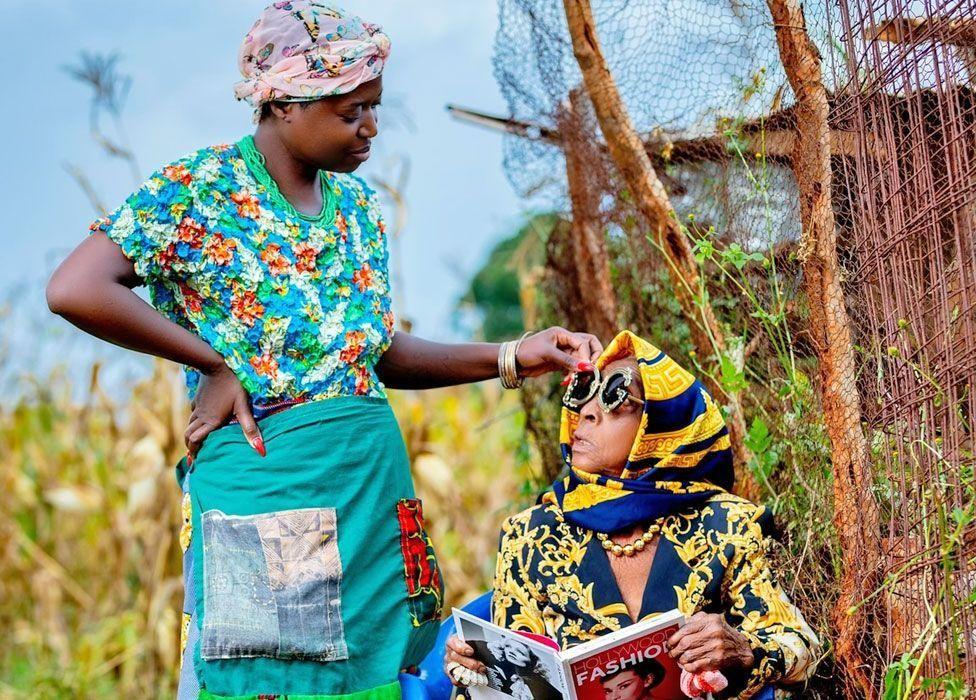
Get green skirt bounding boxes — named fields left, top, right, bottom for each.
left=176, top=396, right=443, bottom=698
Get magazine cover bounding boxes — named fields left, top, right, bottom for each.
left=452, top=608, right=692, bottom=700
left=454, top=610, right=566, bottom=700
left=561, top=611, right=686, bottom=700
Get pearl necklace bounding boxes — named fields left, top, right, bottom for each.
left=597, top=521, right=661, bottom=557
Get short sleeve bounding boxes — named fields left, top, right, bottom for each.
left=359, top=176, right=397, bottom=343
left=88, top=162, right=196, bottom=281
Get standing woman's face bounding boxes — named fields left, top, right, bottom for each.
left=269, top=75, right=383, bottom=173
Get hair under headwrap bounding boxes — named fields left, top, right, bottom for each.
left=234, top=2, right=390, bottom=112
left=548, top=330, right=735, bottom=533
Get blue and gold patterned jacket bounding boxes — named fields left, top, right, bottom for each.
left=492, top=494, right=820, bottom=698
left=492, top=332, right=820, bottom=699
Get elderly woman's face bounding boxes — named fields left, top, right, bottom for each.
left=570, top=357, right=644, bottom=476
left=271, top=76, right=383, bottom=173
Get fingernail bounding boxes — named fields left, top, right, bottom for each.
left=560, top=373, right=572, bottom=386
left=577, top=361, right=594, bottom=372
left=252, top=437, right=266, bottom=457
left=186, top=454, right=193, bottom=467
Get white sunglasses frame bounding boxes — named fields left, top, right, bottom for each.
left=562, top=366, right=644, bottom=413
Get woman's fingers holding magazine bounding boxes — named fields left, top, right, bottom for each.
left=444, top=634, right=488, bottom=686
left=665, top=612, right=755, bottom=672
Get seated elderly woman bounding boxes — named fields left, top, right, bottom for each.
left=445, top=331, right=820, bottom=698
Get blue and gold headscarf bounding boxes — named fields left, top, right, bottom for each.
left=550, top=330, right=734, bottom=533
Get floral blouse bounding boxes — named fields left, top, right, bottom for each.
left=89, top=136, right=395, bottom=410
left=493, top=493, right=820, bottom=699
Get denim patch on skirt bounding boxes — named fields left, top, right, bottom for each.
left=200, top=507, right=348, bottom=661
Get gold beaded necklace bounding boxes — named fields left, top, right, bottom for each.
left=596, top=521, right=661, bottom=558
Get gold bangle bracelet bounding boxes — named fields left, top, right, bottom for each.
left=501, top=340, right=518, bottom=389
left=502, top=331, right=532, bottom=389
left=498, top=332, right=531, bottom=389
left=497, top=341, right=511, bottom=388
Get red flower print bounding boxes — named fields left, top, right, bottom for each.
left=293, top=242, right=318, bottom=273
left=339, top=330, right=367, bottom=365
left=158, top=242, right=181, bottom=271
left=382, top=310, right=395, bottom=335
left=176, top=217, right=206, bottom=248
left=249, top=353, right=279, bottom=376
left=352, top=264, right=374, bottom=292
left=354, top=364, right=371, bottom=395
left=204, top=234, right=237, bottom=266
left=163, top=164, right=193, bottom=186
left=180, top=284, right=203, bottom=314
left=335, top=212, right=348, bottom=240
left=231, top=189, right=261, bottom=219
left=260, top=243, right=291, bottom=276
left=231, top=290, right=265, bottom=326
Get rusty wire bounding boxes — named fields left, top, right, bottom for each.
left=489, top=0, right=976, bottom=694
left=828, top=0, right=976, bottom=688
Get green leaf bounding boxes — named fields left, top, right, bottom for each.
left=692, top=238, right=715, bottom=264
left=745, top=418, right=772, bottom=454
left=719, top=354, right=746, bottom=393
left=950, top=507, right=972, bottom=528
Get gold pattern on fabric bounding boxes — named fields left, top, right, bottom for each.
left=637, top=355, right=695, bottom=400
left=560, top=482, right=629, bottom=512
left=180, top=491, right=192, bottom=553
left=180, top=611, right=192, bottom=664
left=560, top=411, right=580, bottom=448
left=628, top=388, right=726, bottom=462
left=654, top=434, right=732, bottom=469
left=492, top=494, right=820, bottom=699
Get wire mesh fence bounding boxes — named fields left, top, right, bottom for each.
left=490, top=0, right=976, bottom=694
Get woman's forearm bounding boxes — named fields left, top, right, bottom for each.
left=49, top=277, right=224, bottom=373
left=375, top=332, right=500, bottom=389
left=377, top=327, right=602, bottom=390
left=47, top=254, right=224, bottom=375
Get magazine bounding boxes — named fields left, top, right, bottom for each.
left=452, top=608, right=695, bottom=700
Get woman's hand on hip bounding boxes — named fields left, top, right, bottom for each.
left=444, top=634, right=488, bottom=687
left=665, top=612, right=755, bottom=674
left=185, top=363, right=265, bottom=463
left=516, top=327, right=603, bottom=377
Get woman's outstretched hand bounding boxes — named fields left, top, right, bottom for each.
left=185, top=363, right=265, bottom=464
left=516, top=327, right=603, bottom=377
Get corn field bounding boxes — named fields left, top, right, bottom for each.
left=0, top=357, right=538, bottom=698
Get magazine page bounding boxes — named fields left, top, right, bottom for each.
left=560, top=610, right=687, bottom=700
left=452, top=608, right=567, bottom=700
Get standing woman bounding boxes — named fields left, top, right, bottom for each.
left=46, top=3, right=601, bottom=698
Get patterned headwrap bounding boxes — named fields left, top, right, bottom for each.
left=549, top=330, right=734, bottom=533
left=234, top=2, right=390, bottom=113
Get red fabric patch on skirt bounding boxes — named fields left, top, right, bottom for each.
left=396, top=499, right=444, bottom=626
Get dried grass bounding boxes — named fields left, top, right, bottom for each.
left=0, top=359, right=536, bottom=697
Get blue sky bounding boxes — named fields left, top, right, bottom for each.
left=1, top=0, right=531, bottom=364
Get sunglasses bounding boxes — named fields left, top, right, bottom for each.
left=562, top=366, right=644, bottom=413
